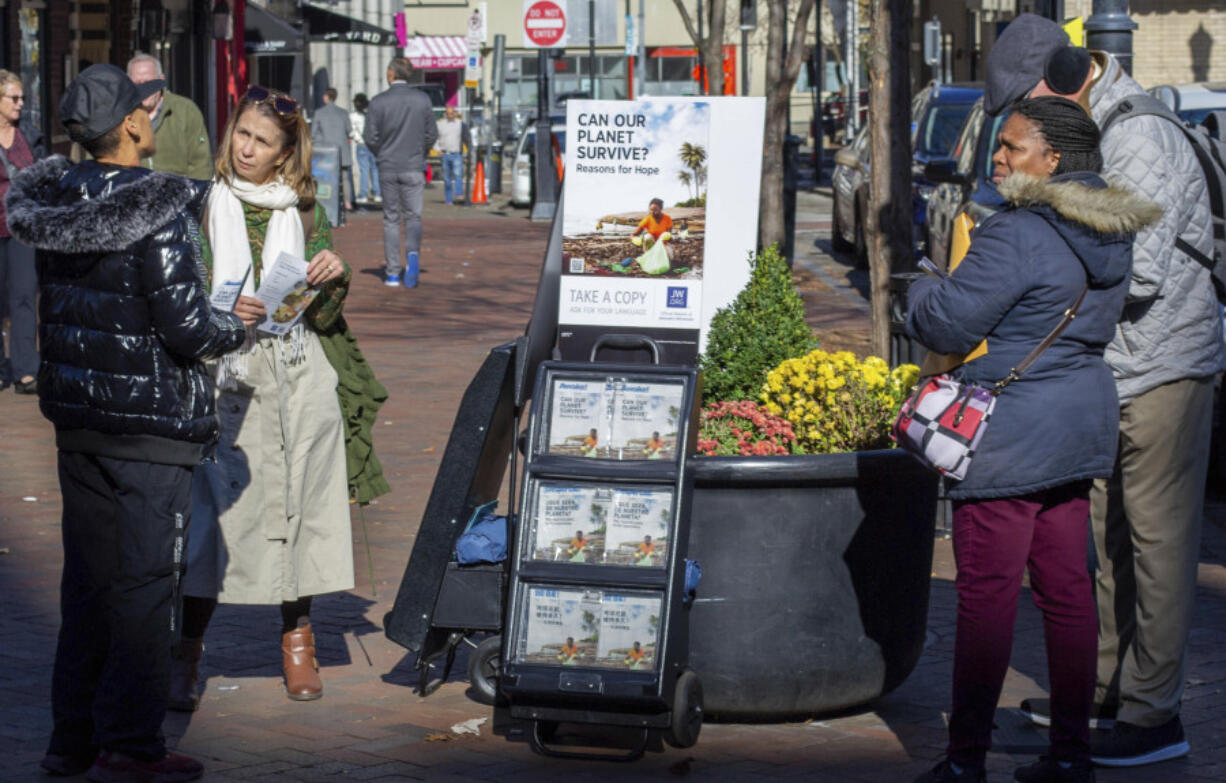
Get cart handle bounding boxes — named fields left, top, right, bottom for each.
left=589, top=333, right=662, bottom=365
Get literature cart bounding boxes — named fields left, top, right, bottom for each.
left=501, top=359, right=702, bottom=760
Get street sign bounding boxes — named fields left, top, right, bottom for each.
left=923, top=18, right=941, bottom=67
left=524, top=0, right=566, bottom=48
left=624, top=14, right=635, bottom=56
left=465, top=50, right=483, bottom=89
left=467, top=3, right=487, bottom=51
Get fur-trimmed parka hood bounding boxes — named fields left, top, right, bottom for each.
left=5, top=155, right=209, bottom=254
left=997, top=170, right=1161, bottom=288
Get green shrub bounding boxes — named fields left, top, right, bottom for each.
left=699, top=244, right=817, bottom=404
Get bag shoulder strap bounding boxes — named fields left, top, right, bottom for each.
left=1100, top=93, right=1182, bottom=135
left=991, top=212, right=1090, bottom=394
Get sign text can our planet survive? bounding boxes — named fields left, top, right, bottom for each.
left=573, top=112, right=660, bottom=175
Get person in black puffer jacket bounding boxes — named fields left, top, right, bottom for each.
left=4, top=65, right=244, bottom=782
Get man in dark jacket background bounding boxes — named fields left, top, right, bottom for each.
left=365, top=56, right=438, bottom=288
left=311, top=87, right=354, bottom=216
left=5, top=64, right=245, bottom=782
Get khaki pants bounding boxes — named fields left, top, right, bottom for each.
left=1092, top=376, right=1214, bottom=727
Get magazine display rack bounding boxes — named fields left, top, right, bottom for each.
left=501, top=360, right=702, bottom=759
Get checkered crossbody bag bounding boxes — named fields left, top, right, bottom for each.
left=891, top=285, right=1088, bottom=481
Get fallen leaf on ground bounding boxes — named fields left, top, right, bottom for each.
left=424, top=733, right=454, bottom=742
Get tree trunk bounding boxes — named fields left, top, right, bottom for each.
left=670, top=0, right=728, bottom=96
left=759, top=0, right=817, bottom=251
left=866, top=0, right=912, bottom=360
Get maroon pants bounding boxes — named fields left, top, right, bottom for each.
left=947, top=481, right=1096, bottom=767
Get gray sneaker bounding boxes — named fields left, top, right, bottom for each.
left=1091, top=716, right=1190, bottom=767
left=1019, top=697, right=1116, bottom=730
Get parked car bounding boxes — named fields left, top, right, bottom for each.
left=820, top=90, right=869, bottom=145
left=910, top=82, right=982, bottom=251
left=1148, top=81, right=1226, bottom=125
left=830, top=82, right=980, bottom=266
left=510, top=118, right=567, bottom=207
left=923, top=97, right=1009, bottom=271
left=830, top=125, right=870, bottom=263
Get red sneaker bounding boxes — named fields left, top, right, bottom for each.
left=85, top=750, right=203, bottom=783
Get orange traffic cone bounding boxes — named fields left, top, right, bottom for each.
left=471, top=159, right=487, bottom=204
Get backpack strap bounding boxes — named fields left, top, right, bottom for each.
left=1099, top=93, right=1183, bottom=135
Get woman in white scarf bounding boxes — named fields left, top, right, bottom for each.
left=176, top=86, right=354, bottom=707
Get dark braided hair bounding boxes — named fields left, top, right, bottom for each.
left=1012, top=96, right=1102, bottom=175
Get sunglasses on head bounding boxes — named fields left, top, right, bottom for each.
left=245, top=85, right=298, bottom=116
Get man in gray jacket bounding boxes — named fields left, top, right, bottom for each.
left=984, top=14, right=1226, bottom=769
left=365, top=57, right=438, bottom=288
left=311, top=88, right=353, bottom=218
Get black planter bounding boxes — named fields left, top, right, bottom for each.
left=686, top=449, right=938, bottom=720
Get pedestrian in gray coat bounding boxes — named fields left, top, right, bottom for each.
left=311, top=88, right=353, bottom=214
left=364, top=57, right=438, bottom=288
left=982, top=14, right=1226, bottom=770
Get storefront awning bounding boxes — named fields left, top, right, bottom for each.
left=302, top=4, right=397, bottom=47
left=245, top=3, right=302, bottom=54
left=404, top=36, right=467, bottom=70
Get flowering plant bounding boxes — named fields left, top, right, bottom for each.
left=695, top=400, right=797, bottom=457
left=758, top=350, right=920, bottom=454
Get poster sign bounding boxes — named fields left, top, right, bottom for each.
left=467, top=3, right=487, bottom=49
left=557, top=97, right=764, bottom=364
left=464, top=51, right=482, bottom=89
left=524, top=0, right=567, bottom=48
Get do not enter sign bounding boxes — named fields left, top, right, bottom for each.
left=524, top=0, right=566, bottom=48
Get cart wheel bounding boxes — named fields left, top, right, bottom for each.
left=664, top=670, right=703, bottom=749
left=467, top=635, right=501, bottom=705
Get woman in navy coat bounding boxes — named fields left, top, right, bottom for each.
left=907, top=97, right=1161, bottom=783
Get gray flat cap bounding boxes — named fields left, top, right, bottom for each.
left=984, top=13, right=1070, bottom=116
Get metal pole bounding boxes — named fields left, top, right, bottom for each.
left=589, top=0, right=597, bottom=97
left=1086, top=0, right=1136, bottom=76
left=637, top=0, right=646, bottom=97
left=697, top=0, right=704, bottom=93
left=814, top=0, right=823, bottom=179
left=530, top=49, right=557, bottom=221
left=783, top=0, right=789, bottom=137
left=847, top=0, right=859, bottom=138
left=741, top=29, right=749, bottom=95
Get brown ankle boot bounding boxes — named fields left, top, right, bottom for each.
left=282, top=620, right=323, bottom=701
left=168, top=636, right=204, bottom=712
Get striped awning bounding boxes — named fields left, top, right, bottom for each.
left=405, top=36, right=466, bottom=69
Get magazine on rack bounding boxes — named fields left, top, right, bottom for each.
left=530, top=484, right=610, bottom=563
left=544, top=376, right=684, bottom=460
left=603, top=487, right=672, bottom=567
left=594, top=591, right=662, bottom=670
left=520, top=587, right=601, bottom=666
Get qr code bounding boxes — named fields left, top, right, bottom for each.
left=569, top=257, right=586, bottom=274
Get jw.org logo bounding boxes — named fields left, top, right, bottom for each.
left=666, top=287, right=688, bottom=308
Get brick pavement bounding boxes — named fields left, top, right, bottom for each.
left=1, top=184, right=1225, bottom=781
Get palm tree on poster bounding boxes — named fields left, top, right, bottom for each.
left=679, top=142, right=708, bottom=201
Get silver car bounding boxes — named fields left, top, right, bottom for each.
left=830, top=125, right=870, bottom=265
left=510, top=122, right=567, bottom=207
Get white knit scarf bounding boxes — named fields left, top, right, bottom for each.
left=207, top=176, right=308, bottom=389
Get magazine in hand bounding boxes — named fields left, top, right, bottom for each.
left=254, top=251, right=320, bottom=335
left=210, top=266, right=251, bottom=313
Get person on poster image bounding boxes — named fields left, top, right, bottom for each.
left=582, top=427, right=599, bottom=457
left=6, top=63, right=246, bottom=780
left=643, top=431, right=665, bottom=459
left=311, top=87, right=354, bottom=215
left=631, top=197, right=673, bottom=247
left=178, top=84, right=383, bottom=710
left=624, top=641, right=647, bottom=669
left=557, top=636, right=580, bottom=664
left=364, top=57, right=438, bottom=288
left=568, top=530, right=589, bottom=562
left=979, top=15, right=1226, bottom=770
left=350, top=93, right=380, bottom=204
left=634, top=535, right=656, bottom=566
left=126, top=53, right=213, bottom=180
left=436, top=105, right=469, bottom=205
left=0, top=69, right=39, bottom=395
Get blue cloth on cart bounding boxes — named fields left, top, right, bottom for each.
left=683, top=559, right=702, bottom=604
left=455, top=501, right=508, bottom=564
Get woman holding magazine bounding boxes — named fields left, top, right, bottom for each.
left=177, top=85, right=385, bottom=708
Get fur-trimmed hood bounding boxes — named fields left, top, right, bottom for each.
left=5, top=155, right=208, bottom=254
left=997, top=170, right=1161, bottom=288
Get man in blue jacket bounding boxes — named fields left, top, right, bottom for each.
left=6, top=64, right=245, bottom=782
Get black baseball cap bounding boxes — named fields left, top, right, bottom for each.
left=59, top=63, right=165, bottom=142
left=984, top=14, right=1070, bottom=116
